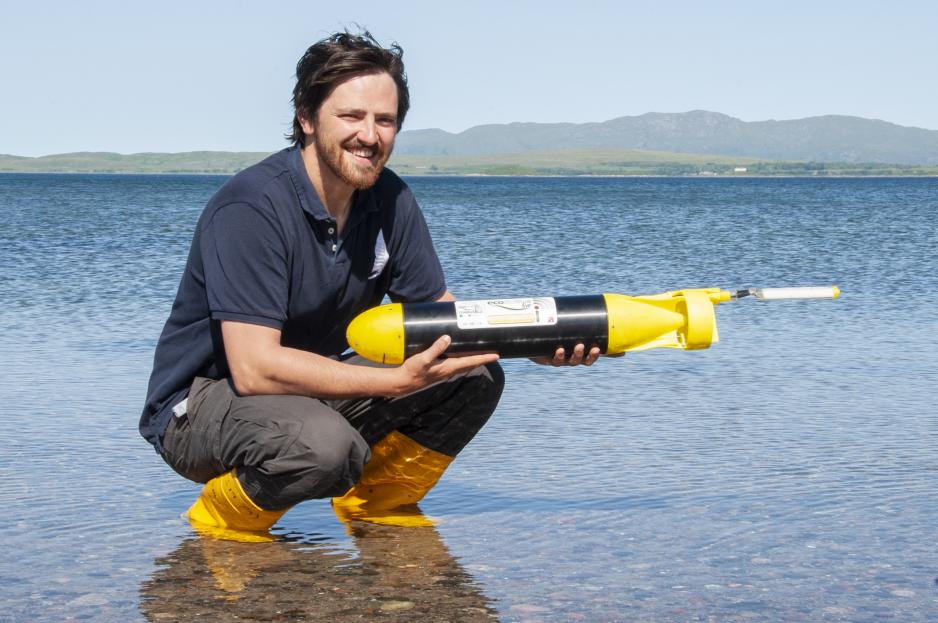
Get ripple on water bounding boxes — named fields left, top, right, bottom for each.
left=2, top=175, right=938, bottom=621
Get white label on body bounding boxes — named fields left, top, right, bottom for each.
left=454, top=297, right=558, bottom=329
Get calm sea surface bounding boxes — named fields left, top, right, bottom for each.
left=1, top=173, right=936, bottom=621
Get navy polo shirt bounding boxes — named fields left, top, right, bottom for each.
left=140, top=146, right=446, bottom=452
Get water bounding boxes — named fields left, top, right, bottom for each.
left=1, top=173, right=936, bottom=621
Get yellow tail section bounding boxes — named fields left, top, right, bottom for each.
left=604, top=288, right=730, bottom=354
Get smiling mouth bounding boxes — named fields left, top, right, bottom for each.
left=347, top=146, right=377, bottom=163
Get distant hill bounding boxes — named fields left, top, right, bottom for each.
left=2, top=111, right=938, bottom=175
left=395, top=111, right=938, bottom=165
left=0, top=151, right=271, bottom=174
left=387, top=150, right=938, bottom=177
left=3, top=147, right=937, bottom=177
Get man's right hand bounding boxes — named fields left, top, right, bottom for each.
left=389, top=335, right=499, bottom=397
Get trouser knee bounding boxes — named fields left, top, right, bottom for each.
left=457, top=361, right=505, bottom=432
left=480, top=360, right=506, bottom=399
left=173, top=387, right=374, bottom=511
left=400, top=361, right=505, bottom=457
left=241, top=419, right=371, bottom=510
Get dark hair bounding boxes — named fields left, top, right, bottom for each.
left=288, top=31, right=410, bottom=146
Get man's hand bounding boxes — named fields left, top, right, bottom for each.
left=389, top=335, right=499, bottom=396
left=530, top=343, right=610, bottom=367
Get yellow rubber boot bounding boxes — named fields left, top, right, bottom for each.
left=332, top=430, right=453, bottom=527
left=188, top=470, right=288, bottom=542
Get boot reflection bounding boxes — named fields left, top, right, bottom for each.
left=198, top=537, right=293, bottom=597
left=346, top=520, right=485, bottom=610
left=140, top=522, right=497, bottom=621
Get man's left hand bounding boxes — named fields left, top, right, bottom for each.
left=530, top=344, right=604, bottom=367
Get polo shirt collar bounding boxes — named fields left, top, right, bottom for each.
left=288, top=144, right=380, bottom=225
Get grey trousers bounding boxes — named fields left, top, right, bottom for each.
left=161, top=357, right=504, bottom=510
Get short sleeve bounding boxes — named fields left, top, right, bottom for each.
left=200, top=202, right=289, bottom=329
left=385, top=187, right=446, bottom=303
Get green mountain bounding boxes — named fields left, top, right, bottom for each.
left=2, top=111, right=938, bottom=175
left=395, top=111, right=938, bottom=165
left=3, top=147, right=936, bottom=177
left=0, top=151, right=270, bottom=174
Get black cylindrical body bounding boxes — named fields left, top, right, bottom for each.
left=402, top=295, right=609, bottom=359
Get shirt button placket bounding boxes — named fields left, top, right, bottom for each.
left=327, top=224, right=337, bottom=255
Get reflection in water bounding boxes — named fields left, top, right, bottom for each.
left=139, top=520, right=498, bottom=621
left=5, top=176, right=938, bottom=621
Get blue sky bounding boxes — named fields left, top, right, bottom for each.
left=3, top=0, right=936, bottom=156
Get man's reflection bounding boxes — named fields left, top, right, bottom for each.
left=140, top=520, right=497, bottom=621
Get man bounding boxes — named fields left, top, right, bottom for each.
left=141, top=32, right=599, bottom=536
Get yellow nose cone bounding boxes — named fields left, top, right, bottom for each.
left=346, top=303, right=406, bottom=364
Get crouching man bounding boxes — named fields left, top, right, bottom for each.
left=140, top=32, right=504, bottom=536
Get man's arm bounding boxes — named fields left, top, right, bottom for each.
left=221, top=289, right=491, bottom=399
left=222, top=320, right=496, bottom=399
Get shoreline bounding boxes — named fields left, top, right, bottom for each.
left=2, top=170, right=936, bottom=179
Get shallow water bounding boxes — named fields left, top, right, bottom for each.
left=1, top=173, right=937, bottom=621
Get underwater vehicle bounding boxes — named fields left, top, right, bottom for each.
left=346, top=286, right=841, bottom=364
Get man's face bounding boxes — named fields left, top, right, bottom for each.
left=306, top=72, right=399, bottom=190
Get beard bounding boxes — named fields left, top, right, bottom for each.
left=314, top=134, right=392, bottom=191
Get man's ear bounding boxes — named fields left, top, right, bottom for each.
left=298, top=110, right=315, bottom=137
